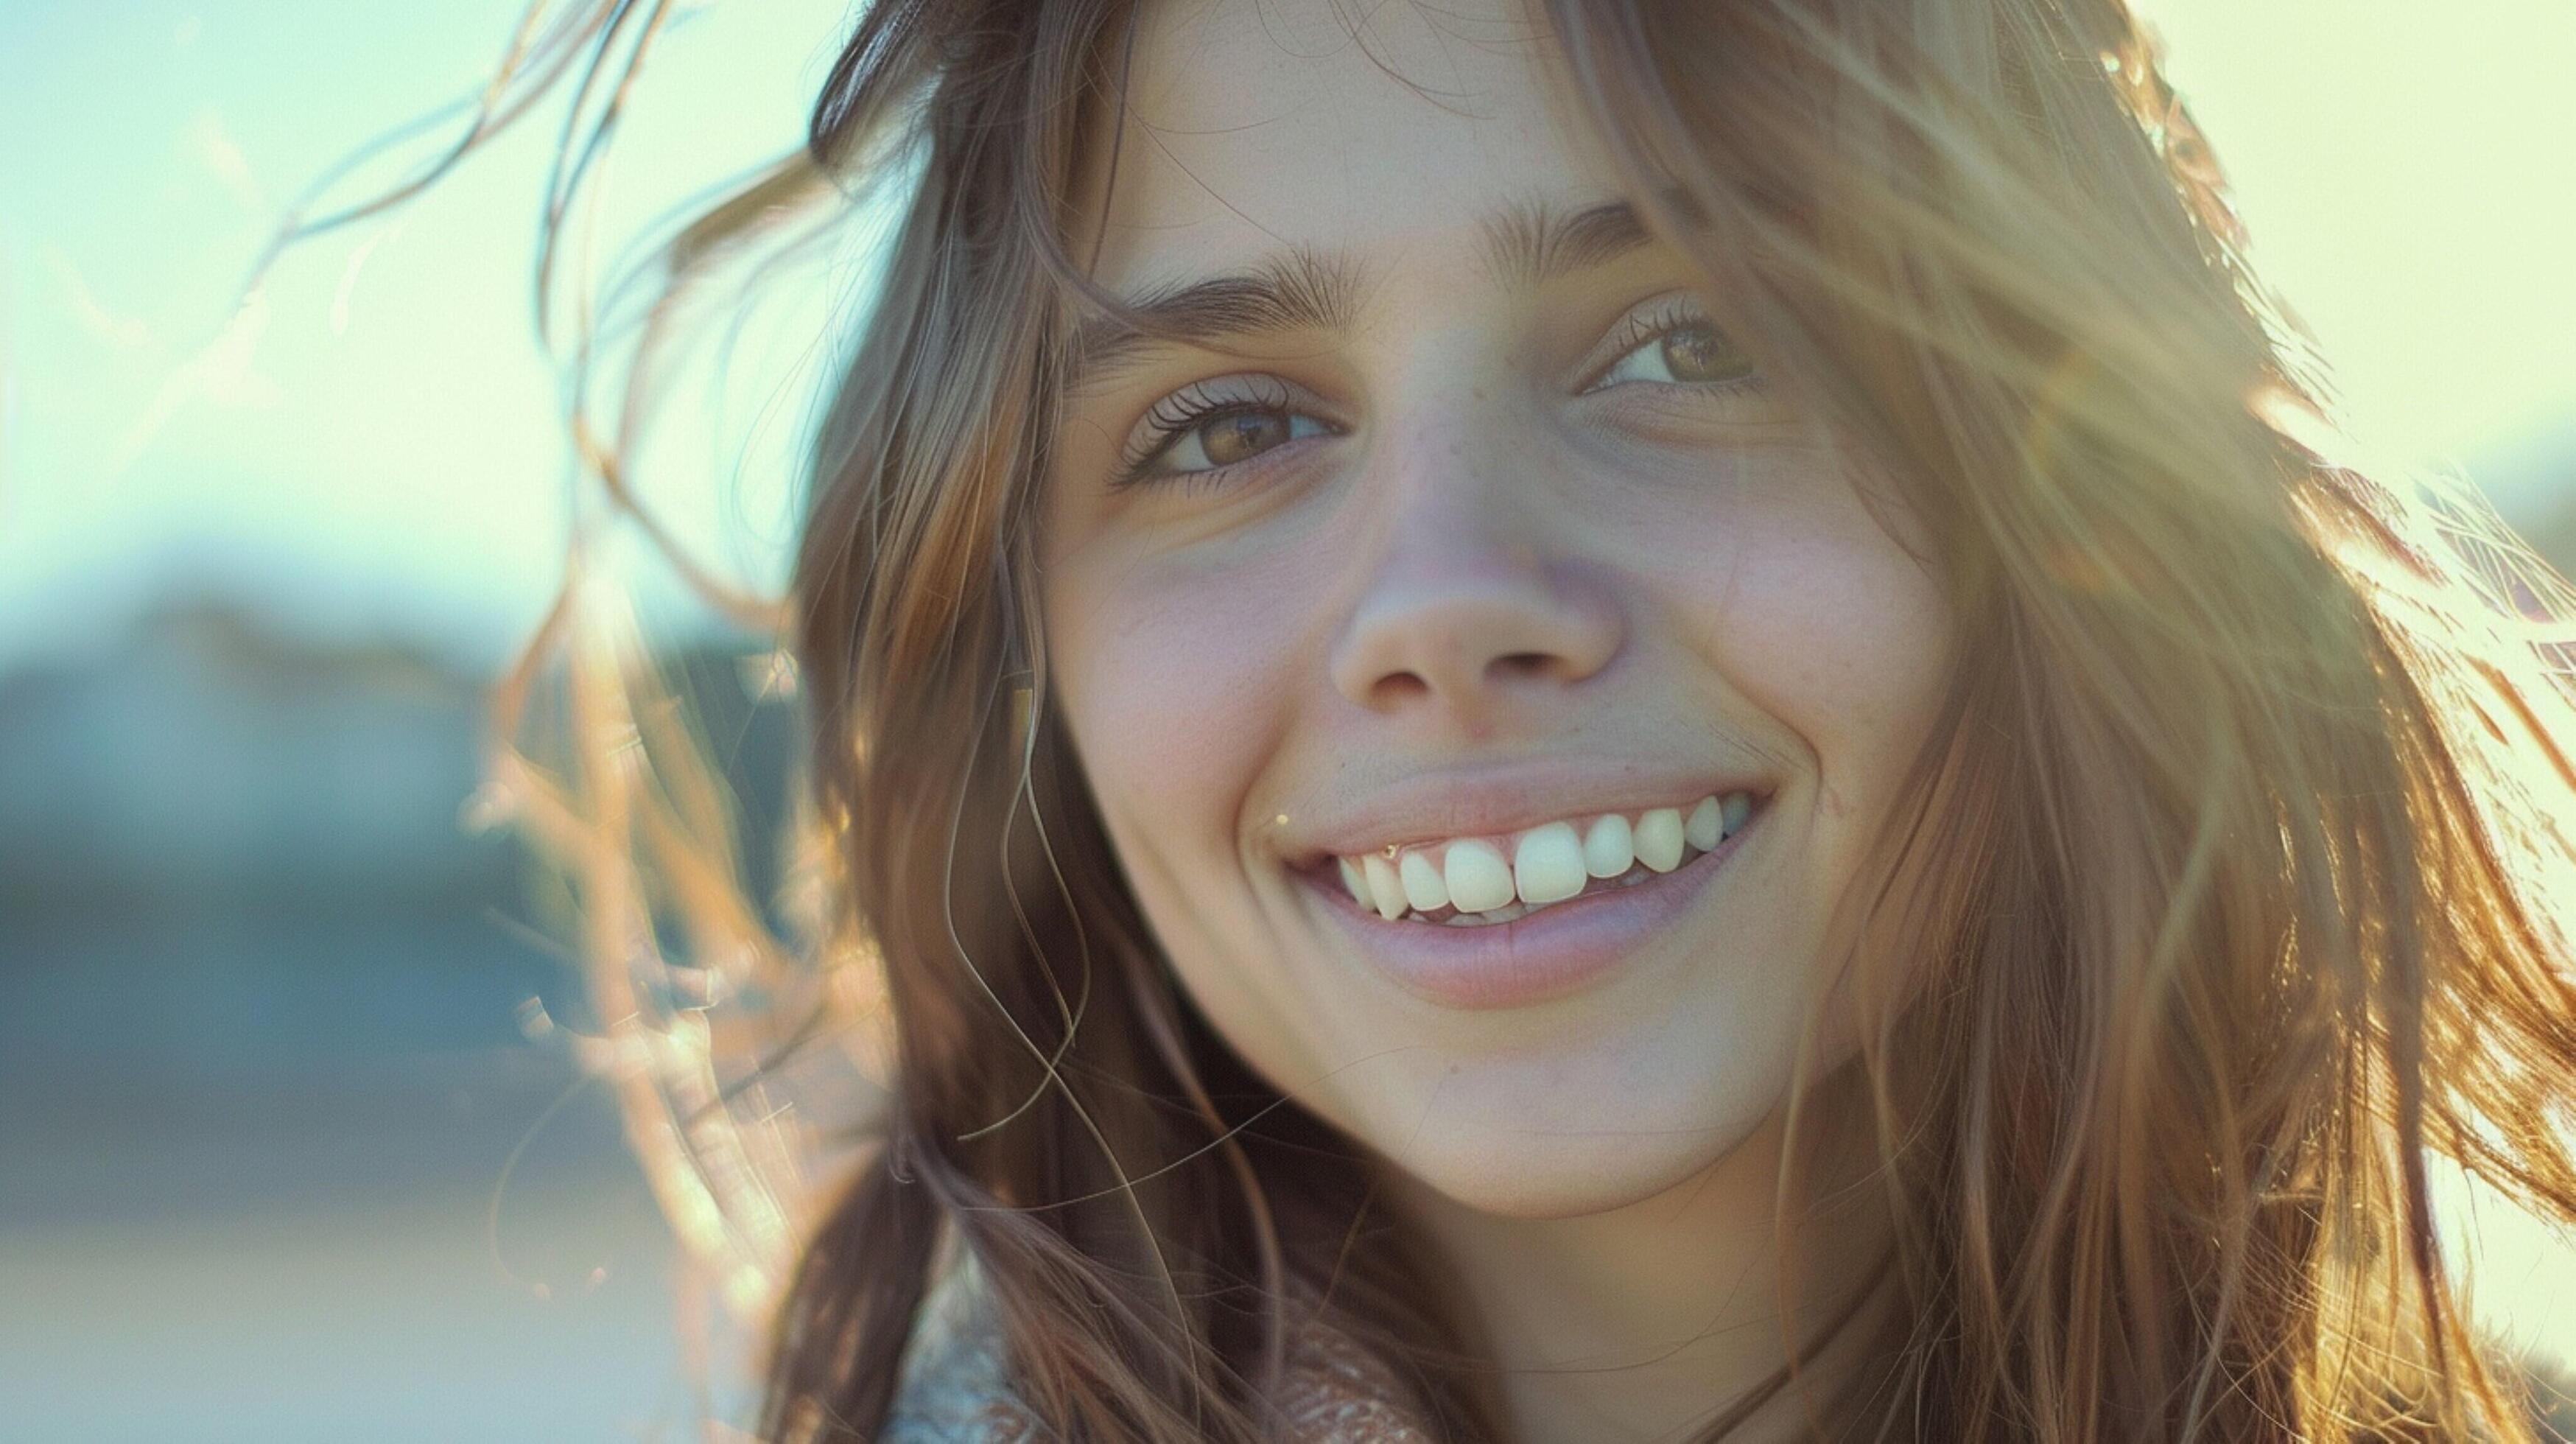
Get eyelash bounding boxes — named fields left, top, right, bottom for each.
left=1112, top=297, right=1758, bottom=491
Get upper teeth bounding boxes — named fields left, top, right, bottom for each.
left=1332, top=791, right=1756, bottom=925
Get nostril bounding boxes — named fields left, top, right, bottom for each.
left=1373, top=673, right=1433, bottom=707
left=1492, top=652, right=1554, bottom=679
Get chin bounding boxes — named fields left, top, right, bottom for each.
left=1352, top=1073, right=1786, bottom=1222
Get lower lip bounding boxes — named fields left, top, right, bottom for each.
left=1305, top=818, right=1752, bottom=1011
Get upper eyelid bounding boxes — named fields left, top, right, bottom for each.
left=1145, top=374, right=1322, bottom=424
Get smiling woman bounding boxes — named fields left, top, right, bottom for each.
left=439, top=0, right=2576, bottom=1439
left=1037, top=12, right=1955, bottom=1373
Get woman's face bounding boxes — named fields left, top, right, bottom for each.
left=1039, top=0, right=1953, bottom=1217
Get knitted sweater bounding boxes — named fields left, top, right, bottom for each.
left=882, top=1251, right=1437, bottom=1442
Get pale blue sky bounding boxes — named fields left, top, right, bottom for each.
left=1, top=0, right=2571, bottom=672
left=0, top=0, right=855, bottom=668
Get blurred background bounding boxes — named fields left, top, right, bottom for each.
left=1, top=1, right=2572, bottom=1439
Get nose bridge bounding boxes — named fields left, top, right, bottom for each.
left=1376, top=404, right=1520, bottom=551
left=1328, top=395, right=1623, bottom=721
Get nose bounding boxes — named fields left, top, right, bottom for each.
left=1327, top=421, right=1624, bottom=727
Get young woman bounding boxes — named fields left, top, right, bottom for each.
left=418, top=0, right=2576, bottom=1437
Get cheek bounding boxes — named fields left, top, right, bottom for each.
left=1044, top=542, right=1312, bottom=873
left=1648, top=463, right=1951, bottom=798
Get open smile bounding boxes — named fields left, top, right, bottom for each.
left=1299, top=795, right=1764, bottom=1010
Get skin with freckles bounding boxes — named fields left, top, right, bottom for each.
left=1039, top=0, right=1954, bottom=1436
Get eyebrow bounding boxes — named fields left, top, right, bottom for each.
left=1067, top=199, right=1655, bottom=391
left=1069, top=245, right=1361, bottom=390
left=1478, top=198, right=1654, bottom=286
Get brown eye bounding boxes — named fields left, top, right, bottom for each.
left=1660, top=323, right=1756, bottom=385
left=1585, top=305, right=1766, bottom=394
left=1129, top=393, right=1333, bottom=484
left=1198, top=408, right=1291, bottom=467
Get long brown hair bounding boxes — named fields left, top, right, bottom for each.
left=323, top=0, right=2576, bottom=1437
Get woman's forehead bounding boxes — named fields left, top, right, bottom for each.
left=1092, top=0, right=1618, bottom=298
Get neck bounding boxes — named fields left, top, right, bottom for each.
left=1383, top=1103, right=1896, bottom=1443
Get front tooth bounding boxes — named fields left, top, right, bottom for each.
left=1513, top=821, right=1587, bottom=905
left=1581, top=814, right=1634, bottom=879
left=1362, top=853, right=1408, bottom=920
left=1398, top=851, right=1450, bottom=912
left=1635, top=808, right=1685, bottom=872
left=1684, top=796, right=1724, bottom=851
left=1443, top=838, right=1516, bottom=913
left=1337, top=856, right=1371, bottom=905
left=1720, top=791, right=1752, bottom=835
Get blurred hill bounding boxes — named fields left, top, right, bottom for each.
left=0, top=597, right=790, bottom=1441
left=0, top=596, right=796, bottom=1076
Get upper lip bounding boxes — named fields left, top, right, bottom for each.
left=1274, top=761, right=1771, bottom=866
